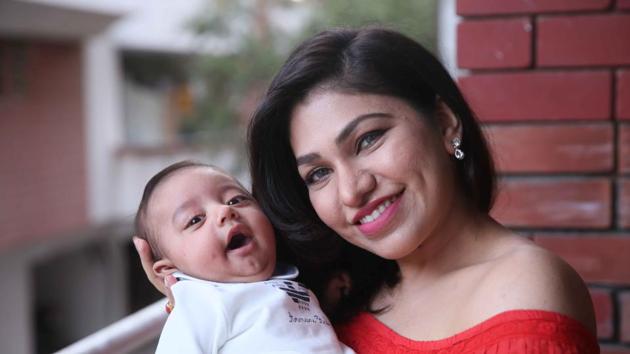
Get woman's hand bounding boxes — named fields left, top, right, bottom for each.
left=133, top=236, right=177, bottom=305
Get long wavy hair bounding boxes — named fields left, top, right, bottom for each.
left=248, top=27, right=495, bottom=322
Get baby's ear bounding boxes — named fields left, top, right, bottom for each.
left=153, top=258, right=177, bottom=279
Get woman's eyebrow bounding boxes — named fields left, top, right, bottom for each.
left=296, top=113, right=391, bottom=167
left=334, top=112, right=391, bottom=145
left=296, top=153, right=320, bottom=167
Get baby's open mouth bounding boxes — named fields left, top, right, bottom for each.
left=226, top=233, right=251, bottom=251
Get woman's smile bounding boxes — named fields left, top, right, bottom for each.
left=353, top=192, right=403, bottom=236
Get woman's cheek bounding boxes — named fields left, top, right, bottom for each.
left=310, top=189, right=340, bottom=230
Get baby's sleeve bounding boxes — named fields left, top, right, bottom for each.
left=155, top=282, right=229, bottom=354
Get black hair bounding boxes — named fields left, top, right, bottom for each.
left=247, top=27, right=495, bottom=322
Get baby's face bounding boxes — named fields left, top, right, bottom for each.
left=149, top=167, right=276, bottom=282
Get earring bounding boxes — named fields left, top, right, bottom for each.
left=452, top=137, right=464, bottom=160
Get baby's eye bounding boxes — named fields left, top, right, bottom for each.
left=356, top=130, right=385, bottom=153
left=226, top=195, right=250, bottom=206
left=304, top=167, right=331, bottom=186
left=186, top=215, right=204, bottom=228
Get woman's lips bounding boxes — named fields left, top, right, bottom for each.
left=354, top=192, right=403, bottom=236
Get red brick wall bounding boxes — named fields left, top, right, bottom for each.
left=457, top=0, right=630, bottom=351
left=0, top=40, right=88, bottom=252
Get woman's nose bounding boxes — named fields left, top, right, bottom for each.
left=338, top=167, right=376, bottom=207
left=217, top=205, right=239, bottom=225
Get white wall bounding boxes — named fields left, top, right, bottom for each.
left=437, top=0, right=460, bottom=77
left=84, top=34, right=126, bottom=225
left=0, top=253, right=32, bottom=354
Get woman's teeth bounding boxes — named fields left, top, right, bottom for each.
left=359, top=198, right=394, bottom=224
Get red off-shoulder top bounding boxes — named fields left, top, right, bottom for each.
left=336, top=310, right=599, bottom=353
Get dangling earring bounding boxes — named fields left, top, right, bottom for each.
left=452, top=137, right=464, bottom=160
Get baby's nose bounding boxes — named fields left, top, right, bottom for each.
left=217, top=205, right=238, bottom=225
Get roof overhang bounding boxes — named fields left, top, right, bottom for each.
left=0, top=0, right=122, bottom=40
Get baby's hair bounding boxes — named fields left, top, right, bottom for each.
left=135, top=160, right=221, bottom=260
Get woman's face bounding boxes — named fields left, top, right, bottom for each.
left=289, top=91, right=460, bottom=260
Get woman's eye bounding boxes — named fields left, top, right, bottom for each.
left=226, top=195, right=249, bottom=206
left=356, top=130, right=385, bottom=153
left=304, top=167, right=331, bottom=186
left=186, top=215, right=204, bottom=228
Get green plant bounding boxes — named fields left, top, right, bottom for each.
left=187, top=0, right=437, bottom=133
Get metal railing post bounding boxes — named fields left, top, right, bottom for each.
left=55, top=299, right=167, bottom=354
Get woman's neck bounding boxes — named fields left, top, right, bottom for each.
left=395, top=203, right=498, bottom=286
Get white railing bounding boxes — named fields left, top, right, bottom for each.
left=54, top=299, right=167, bottom=354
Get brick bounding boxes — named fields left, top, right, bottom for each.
left=620, top=180, right=630, bottom=229
left=0, top=40, right=88, bottom=251
left=459, top=71, right=611, bottom=122
left=491, top=178, right=611, bottom=228
left=621, top=125, right=630, bottom=173
left=457, top=0, right=611, bottom=16
left=534, top=235, right=630, bottom=284
left=538, top=14, right=630, bottom=67
left=484, top=123, right=613, bottom=173
left=618, top=71, right=630, bottom=120
left=619, top=0, right=630, bottom=10
left=622, top=291, right=630, bottom=343
left=590, top=288, right=613, bottom=339
left=601, top=346, right=630, bottom=354
left=457, top=18, right=532, bottom=69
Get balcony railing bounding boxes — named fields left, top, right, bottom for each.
left=54, top=299, right=167, bottom=354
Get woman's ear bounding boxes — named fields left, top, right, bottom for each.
left=436, top=98, right=462, bottom=153
left=153, top=258, right=177, bottom=279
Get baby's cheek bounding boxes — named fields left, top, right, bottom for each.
left=195, top=247, right=223, bottom=265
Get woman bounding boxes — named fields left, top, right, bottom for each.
left=136, top=27, right=598, bottom=353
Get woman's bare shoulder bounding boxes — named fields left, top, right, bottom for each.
left=472, top=236, right=596, bottom=334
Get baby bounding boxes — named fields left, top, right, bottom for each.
left=135, top=160, right=354, bottom=354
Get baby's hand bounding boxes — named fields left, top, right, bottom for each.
left=133, top=236, right=178, bottom=306
left=321, top=271, right=351, bottom=315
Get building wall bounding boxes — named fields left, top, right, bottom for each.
left=0, top=39, right=88, bottom=251
left=455, top=0, right=630, bottom=351
left=0, top=253, right=32, bottom=354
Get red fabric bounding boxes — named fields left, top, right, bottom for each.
left=336, top=310, right=599, bottom=353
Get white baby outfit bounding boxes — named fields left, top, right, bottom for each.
left=155, top=266, right=354, bottom=354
